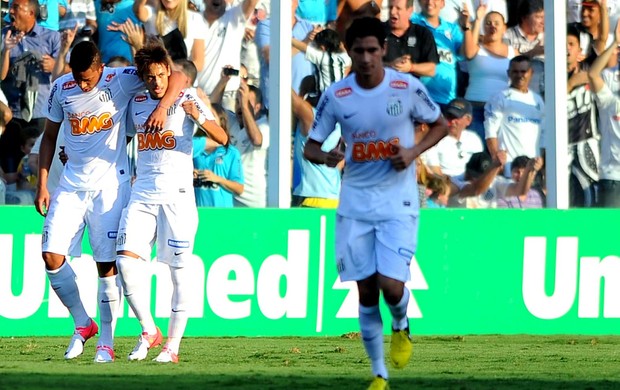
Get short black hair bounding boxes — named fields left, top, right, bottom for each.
left=511, top=155, right=531, bottom=171
left=567, top=23, right=581, bottom=40
left=69, top=41, right=102, bottom=73
left=465, top=152, right=493, bottom=179
left=248, top=84, right=263, bottom=108
left=345, top=17, right=386, bottom=50
left=509, top=55, right=532, bottom=69
left=519, top=0, right=544, bottom=19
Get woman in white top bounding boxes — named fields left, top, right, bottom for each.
left=133, top=0, right=207, bottom=71
left=460, top=3, right=516, bottom=142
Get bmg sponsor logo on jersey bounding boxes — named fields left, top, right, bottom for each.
left=137, top=130, right=176, bottom=151
left=69, top=113, right=114, bottom=135
left=351, top=137, right=400, bottom=162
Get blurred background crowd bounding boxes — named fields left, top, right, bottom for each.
left=0, top=0, right=619, bottom=209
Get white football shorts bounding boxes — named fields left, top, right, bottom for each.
left=42, top=182, right=131, bottom=262
left=335, top=214, right=418, bottom=282
left=116, top=199, right=198, bottom=267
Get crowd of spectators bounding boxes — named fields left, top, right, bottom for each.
left=0, top=0, right=619, bottom=208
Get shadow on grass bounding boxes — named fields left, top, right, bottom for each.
left=1, top=373, right=620, bottom=390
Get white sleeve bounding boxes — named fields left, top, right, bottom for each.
left=116, top=67, right=145, bottom=97
left=410, top=79, right=441, bottom=124
left=308, top=89, right=338, bottom=143
left=304, top=44, right=323, bottom=65
left=47, top=80, right=64, bottom=123
left=484, top=93, right=504, bottom=139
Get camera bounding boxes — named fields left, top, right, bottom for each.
left=222, top=67, right=239, bottom=76
left=193, top=177, right=215, bottom=188
left=38, top=3, right=48, bottom=21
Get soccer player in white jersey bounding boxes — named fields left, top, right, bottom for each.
left=304, top=17, right=448, bottom=390
left=35, top=40, right=187, bottom=363
left=116, top=41, right=227, bottom=364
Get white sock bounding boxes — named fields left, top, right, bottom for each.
left=97, top=274, right=121, bottom=347
left=166, top=265, right=191, bottom=354
left=387, top=286, right=410, bottom=331
left=359, top=304, right=388, bottom=379
left=117, top=255, right=157, bottom=335
left=46, top=261, right=90, bottom=328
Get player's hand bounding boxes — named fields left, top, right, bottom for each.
left=181, top=101, right=199, bottom=120
left=389, top=143, right=415, bottom=171
left=144, top=105, right=167, bottom=133
left=35, top=186, right=50, bottom=217
left=60, top=25, right=78, bottom=53
left=58, top=146, right=68, bottom=165
left=324, top=139, right=345, bottom=167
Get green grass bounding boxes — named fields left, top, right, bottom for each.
left=2, top=335, right=620, bottom=389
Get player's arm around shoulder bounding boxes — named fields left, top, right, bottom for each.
left=181, top=89, right=228, bottom=145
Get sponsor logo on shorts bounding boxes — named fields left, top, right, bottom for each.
left=168, top=239, right=190, bottom=249
left=62, top=80, right=77, bottom=90
left=116, top=232, right=126, bottom=246
left=390, top=80, right=408, bottom=89
left=335, top=87, right=352, bottom=98
left=107, top=231, right=118, bottom=239
left=41, top=230, right=49, bottom=244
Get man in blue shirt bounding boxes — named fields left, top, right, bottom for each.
left=0, top=0, right=59, bottom=178
left=410, top=0, right=463, bottom=106
left=95, top=0, right=140, bottom=64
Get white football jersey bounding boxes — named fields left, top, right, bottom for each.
left=48, top=67, right=144, bottom=191
left=310, top=68, right=441, bottom=220
left=129, top=87, right=214, bottom=203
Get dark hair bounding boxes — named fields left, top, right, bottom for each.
left=567, top=23, right=581, bottom=40
left=465, top=152, right=493, bottom=180
left=519, top=0, right=544, bottom=19
left=509, top=55, right=532, bottom=69
left=134, top=37, right=172, bottom=80
left=173, top=58, right=198, bottom=85
left=345, top=17, right=386, bottom=50
left=511, top=155, right=531, bottom=171
left=20, top=126, right=40, bottom=146
left=69, top=41, right=102, bottom=73
left=314, top=28, right=341, bottom=53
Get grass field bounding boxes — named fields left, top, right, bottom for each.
left=2, top=335, right=620, bottom=389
